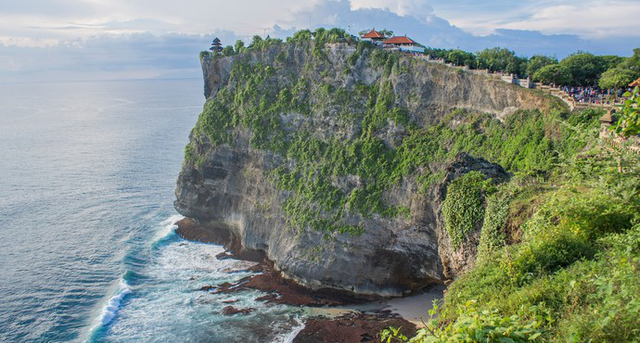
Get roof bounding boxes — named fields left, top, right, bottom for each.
left=361, top=30, right=385, bottom=39
left=212, top=37, right=221, bottom=44
left=630, top=77, right=640, bottom=87
left=383, top=36, right=418, bottom=45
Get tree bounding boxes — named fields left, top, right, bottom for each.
left=533, top=64, right=572, bottom=85
left=234, top=40, right=245, bottom=54
left=611, top=87, right=640, bottom=137
left=526, top=55, right=558, bottom=77
left=424, top=47, right=448, bottom=59
left=447, top=49, right=476, bottom=67
left=560, top=52, right=606, bottom=86
left=618, top=48, right=640, bottom=75
left=222, top=45, right=234, bottom=56
left=249, top=35, right=264, bottom=50
left=378, top=29, right=394, bottom=37
left=599, top=67, right=637, bottom=89
left=289, top=29, right=312, bottom=42
left=476, top=47, right=525, bottom=75
left=597, top=55, right=625, bottom=71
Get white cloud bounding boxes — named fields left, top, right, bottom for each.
left=501, top=1, right=640, bottom=39
left=350, top=0, right=434, bottom=21
left=0, top=0, right=637, bottom=82
left=429, top=0, right=640, bottom=39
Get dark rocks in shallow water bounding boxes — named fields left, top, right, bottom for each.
left=255, top=293, right=278, bottom=302
left=293, top=311, right=417, bottom=343
left=241, top=260, right=365, bottom=306
left=221, top=306, right=254, bottom=316
left=215, top=251, right=234, bottom=260
left=221, top=299, right=239, bottom=304
left=175, top=217, right=231, bottom=245
left=198, top=285, right=215, bottom=291
left=211, top=282, right=235, bottom=294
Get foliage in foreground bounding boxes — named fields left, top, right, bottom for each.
left=611, top=86, right=640, bottom=137
left=390, top=141, right=640, bottom=342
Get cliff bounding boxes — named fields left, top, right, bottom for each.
left=175, top=39, right=562, bottom=297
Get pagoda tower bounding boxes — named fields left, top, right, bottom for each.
left=210, top=37, right=223, bottom=53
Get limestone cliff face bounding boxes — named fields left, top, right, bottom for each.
left=176, top=42, right=555, bottom=297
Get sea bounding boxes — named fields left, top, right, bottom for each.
left=0, top=79, right=305, bottom=342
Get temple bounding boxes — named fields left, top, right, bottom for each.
left=382, top=35, right=424, bottom=54
left=210, top=37, right=223, bottom=53
left=360, top=29, right=386, bottom=45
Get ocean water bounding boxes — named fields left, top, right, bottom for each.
left=0, top=79, right=302, bottom=342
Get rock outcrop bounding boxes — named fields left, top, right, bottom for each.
left=175, top=41, right=554, bottom=297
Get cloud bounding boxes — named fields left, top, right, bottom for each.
left=0, top=31, right=242, bottom=82
left=500, top=1, right=640, bottom=39
left=272, top=0, right=634, bottom=57
left=428, top=0, right=640, bottom=39
left=351, top=0, right=434, bottom=21
left=0, top=0, right=638, bottom=82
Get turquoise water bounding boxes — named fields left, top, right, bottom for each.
left=0, top=80, right=302, bottom=342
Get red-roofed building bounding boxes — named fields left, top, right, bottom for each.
left=630, top=77, right=640, bottom=87
left=383, top=35, right=423, bottom=54
left=360, top=29, right=387, bottom=44
left=382, top=36, right=417, bottom=45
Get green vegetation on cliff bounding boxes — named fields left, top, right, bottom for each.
left=190, top=35, right=585, bottom=237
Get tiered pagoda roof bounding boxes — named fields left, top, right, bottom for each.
left=210, top=37, right=223, bottom=52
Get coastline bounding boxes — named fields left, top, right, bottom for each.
left=176, top=218, right=443, bottom=341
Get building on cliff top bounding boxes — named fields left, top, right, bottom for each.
left=210, top=37, right=222, bottom=53
left=360, top=29, right=387, bottom=45
left=382, top=35, right=424, bottom=54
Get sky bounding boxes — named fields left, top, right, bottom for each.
left=1, top=0, right=639, bottom=82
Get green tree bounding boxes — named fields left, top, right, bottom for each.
left=599, top=67, right=637, bottom=89
left=222, top=45, right=234, bottom=56
left=533, top=64, right=572, bottom=85
left=248, top=35, right=264, bottom=50
left=289, top=29, right=312, bottom=42
left=476, top=47, right=526, bottom=75
left=560, top=52, right=606, bottom=86
left=424, top=47, right=448, bottom=59
left=597, top=55, right=625, bottom=71
left=378, top=29, right=394, bottom=37
left=447, top=49, right=476, bottom=67
left=234, top=40, right=245, bottom=54
left=624, top=48, right=640, bottom=73
left=611, top=87, right=640, bottom=137
left=526, top=55, right=558, bottom=77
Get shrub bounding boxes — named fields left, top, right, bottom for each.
left=477, top=188, right=513, bottom=260
left=442, top=171, right=491, bottom=249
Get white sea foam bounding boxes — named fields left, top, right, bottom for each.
left=87, top=277, right=133, bottom=341
left=151, top=214, right=184, bottom=244
left=281, top=318, right=306, bottom=343
left=99, top=279, right=132, bottom=326
left=160, top=214, right=184, bottom=226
